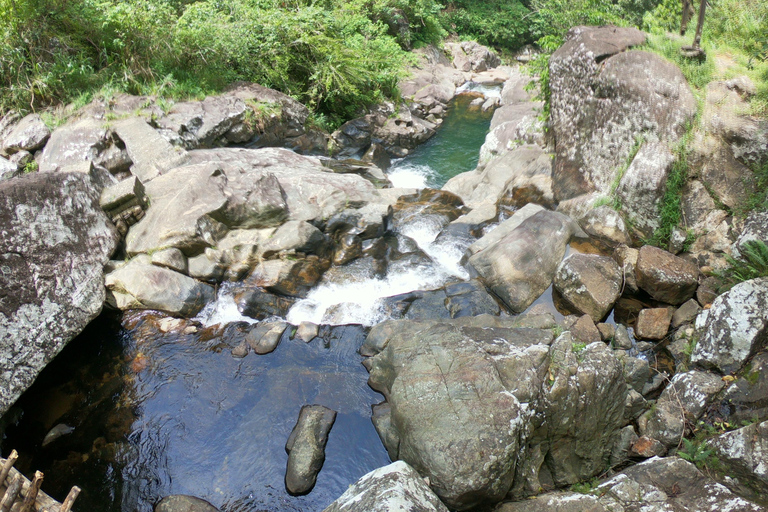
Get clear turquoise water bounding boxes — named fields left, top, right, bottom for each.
left=388, top=94, right=495, bottom=189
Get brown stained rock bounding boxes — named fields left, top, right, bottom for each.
left=630, top=436, right=667, bottom=457
left=246, top=321, right=288, bottom=355
left=571, top=315, right=602, bottom=344
left=597, top=323, right=615, bottom=342
left=635, top=308, right=674, bottom=340
left=635, top=246, right=699, bottom=305
left=554, top=253, right=623, bottom=322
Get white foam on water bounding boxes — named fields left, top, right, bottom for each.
left=194, top=282, right=258, bottom=327
left=386, top=163, right=436, bottom=189
left=287, top=217, right=470, bottom=326
left=456, top=81, right=503, bottom=99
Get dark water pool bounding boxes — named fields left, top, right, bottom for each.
left=1, top=313, right=390, bottom=512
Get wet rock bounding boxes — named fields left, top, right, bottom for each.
left=709, top=420, right=768, bottom=501
left=295, top=321, right=318, bottom=343
left=468, top=210, right=582, bottom=313
left=105, top=257, right=214, bottom=316
left=494, top=457, right=764, bottom=512
left=554, top=254, right=622, bottom=322
left=246, top=321, right=287, bottom=355
left=1, top=113, right=50, bottom=154
left=322, top=460, right=449, bottom=512
left=615, top=142, right=676, bottom=238
left=325, top=203, right=390, bottom=241
left=231, top=342, right=249, bottom=358
left=151, top=248, right=188, bottom=274
left=671, top=298, right=701, bottom=328
left=155, top=495, right=220, bottom=512
left=362, top=143, right=391, bottom=171
left=125, top=162, right=229, bottom=255
left=635, top=245, right=699, bottom=305
left=0, top=172, right=118, bottom=416
left=365, top=318, right=624, bottom=509
left=333, top=233, right=363, bottom=266
left=113, top=118, right=189, bottom=182
left=444, top=280, right=500, bottom=318
left=402, top=290, right=451, bottom=320
left=247, top=257, right=327, bottom=297
left=691, top=278, right=768, bottom=374
left=285, top=404, right=337, bottom=495
left=235, top=287, right=297, bottom=320
left=549, top=27, right=694, bottom=201
left=635, top=307, right=673, bottom=340
left=640, top=370, right=724, bottom=447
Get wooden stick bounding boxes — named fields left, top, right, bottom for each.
left=0, top=450, right=18, bottom=488
left=59, top=486, right=80, bottom=512
left=19, top=471, right=43, bottom=512
left=0, top=474, right=23, bottom=512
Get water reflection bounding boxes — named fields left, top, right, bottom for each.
left=2, top=315, right=390, bottom=512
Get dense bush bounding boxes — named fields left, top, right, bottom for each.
left=0, top=0, right=445, bottom=125
left=440, top=0, right=531, bottom=50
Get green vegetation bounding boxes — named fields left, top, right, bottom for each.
left=570, top=476, right=600, bottom=494
left=716, top=240, right=768, bottom=289
left=440, top=0, right=530, bottom=50
left=677, top=437, right=715, bottom=469
left=0, top=0, right=444, bottom=125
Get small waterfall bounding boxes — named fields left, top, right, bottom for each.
left=194, top=282, right=258, bottom=327
left=386, top=162, right=437, bottom=189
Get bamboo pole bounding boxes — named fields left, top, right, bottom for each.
left=59, top=486, right=80, bottom=512
left=19, top=471, right=43, bottom=512
left=0, top=451, right=19, bottom=488
left=0, top=474, right=23, bottom=512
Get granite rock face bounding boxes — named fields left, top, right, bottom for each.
left=549, top=26, right=695, bottom=201
left=0, top=173, right=118, bottom=416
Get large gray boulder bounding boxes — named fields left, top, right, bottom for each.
left=494, top=457, right=763, bottom=512
left=155, top=94, right=247, bottom=149
left=692, top=278, right=768, bottom=374
left=549, top=26, right=696, bottom=201
left=553, top=253, right=622, bottom=322
left=322, top=461, right=449, bottom=512
left=468, top=210, right=582, bottom=313
left=37, top=119, right=110, bottom=173
left=105, top=257, right=214, bottom=316
left=0, top=173, right=118, bottom=416
left=364, top=317, right=625, bottom=509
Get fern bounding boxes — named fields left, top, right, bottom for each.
left=717, top=240, right=768, bottom=290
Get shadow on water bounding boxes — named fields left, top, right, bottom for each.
left=1, top=313, right=390, bottom=512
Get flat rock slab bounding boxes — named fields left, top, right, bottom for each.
left=285, top=404, right=337, bottom=495
left=113, top=118, right=189, bottom=182
left=0, top=172, right=118, bottom=415
left=323, top=461, right=449, bottom=512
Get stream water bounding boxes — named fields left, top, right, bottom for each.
left=0, top=92, right=496, bottom=511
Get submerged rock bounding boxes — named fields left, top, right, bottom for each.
left=155, top=495, right=220, bottom=512
left=0, top=172, right=118, bottom=416
left=323, top=461, right=449, bottom=512
left=285, top=404, right=337, bottom=495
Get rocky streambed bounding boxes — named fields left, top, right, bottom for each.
left=2, top=29, right=768, bottom=512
